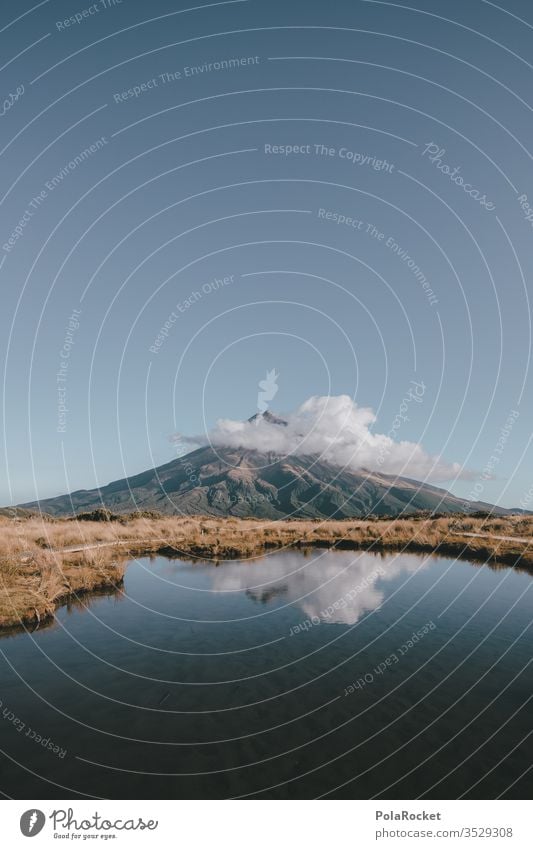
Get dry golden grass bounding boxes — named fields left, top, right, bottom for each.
left=0, top=547, right=126, bottom=631
left=1, top=512, right=532, bottom=630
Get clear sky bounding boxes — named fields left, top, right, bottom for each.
left=1, top=0, right=532, bottom=508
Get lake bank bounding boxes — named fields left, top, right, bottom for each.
left=1, top=513, right=532, bottom=631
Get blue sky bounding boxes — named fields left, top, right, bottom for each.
left=1, top=0, right=532, bottom=508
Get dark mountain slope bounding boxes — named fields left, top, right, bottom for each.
left=20, top=442, right=505, bottom=519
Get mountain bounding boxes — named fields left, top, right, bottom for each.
left=19, top=412, right=508, bottom=519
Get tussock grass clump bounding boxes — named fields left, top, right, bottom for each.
left=0, top=542, right=126, bottom=630
left=72, top=508, right=120, bottom=522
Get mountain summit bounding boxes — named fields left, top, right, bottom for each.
left=247, top=410, right=288, bottom=426
left=20, top=412, right=503, bottom=518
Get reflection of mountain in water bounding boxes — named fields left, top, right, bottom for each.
left=210, top=550, right=427, bottom=625
left=245, top=585, right=289, bottom=605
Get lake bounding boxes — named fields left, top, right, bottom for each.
left=0, top=548, right=531, bottom=799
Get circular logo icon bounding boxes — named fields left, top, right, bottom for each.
left=20, top=810, right=46, bottom=837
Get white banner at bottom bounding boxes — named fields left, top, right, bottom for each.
left=0, top=800, right=530, bottom=848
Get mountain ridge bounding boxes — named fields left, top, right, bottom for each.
left=18, top=415, right=513, bottom=518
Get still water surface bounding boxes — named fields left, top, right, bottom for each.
left=0, top=549, right=531, bottom=798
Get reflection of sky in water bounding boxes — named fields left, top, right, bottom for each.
left=1, top=551, right=533, bottom=800
left=210, top=550, right=428, bottom=625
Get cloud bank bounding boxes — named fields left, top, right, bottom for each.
left=178, top=394, right=468, bottom=482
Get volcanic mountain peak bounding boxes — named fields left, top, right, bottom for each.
left=19, top=429, right=509, bottom=519
left=247, top=410, right=288, bottom=426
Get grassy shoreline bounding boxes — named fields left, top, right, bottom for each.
left=1, top=513, right=532, bottom=631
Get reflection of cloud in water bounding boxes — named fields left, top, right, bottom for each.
left=210, top=550, right=426, bottom=625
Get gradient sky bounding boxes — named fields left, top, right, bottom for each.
left=1, top=0, right=532, bottom=508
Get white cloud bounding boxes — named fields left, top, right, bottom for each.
left=176, top=395, right=469, bottom=482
